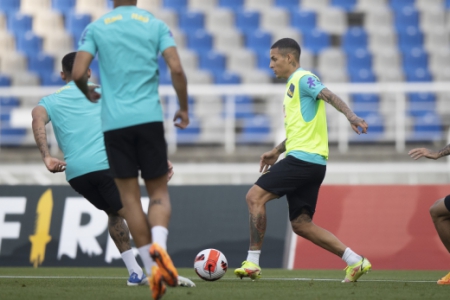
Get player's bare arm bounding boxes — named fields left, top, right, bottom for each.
left=317, top=88, right=368, bottom=135
left=31, top=106, right=66, bottom=173
left=73, top=51, right=101, bottom=103
left=409, top=144, right=450, bottom=160
left=259, top=139, right=286, bottom=173
left=162, top=46, right=189, bottom=129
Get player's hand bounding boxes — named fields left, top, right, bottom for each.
left=408, top=148, right=440, bottom=160
left=173, top=109, right=189, bottom=129
left=259, top=149, right=281, bottom=173
left=44, top=156, right=67, bottom=173
left=87, top=85, right=101, bottom=103
left=167, top=160, right=174, bottom=182
left=349, top=115, right=368, bottom=135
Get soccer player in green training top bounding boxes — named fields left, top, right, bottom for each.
left=234, top=38, right=371, bottom=282
left=71, top=1, right=189, bottom=299
left=31, top=52, right=194, bottom=289
left=409, top=146, right=450, bottom=284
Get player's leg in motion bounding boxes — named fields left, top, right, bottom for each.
left=144, top=175, right=179, bottom=288
left=234, top=185, right=278, bottom=279
left=289, top=209, right=371, bottom=282
left=430, top=196, right=450, bottom=284
left=107, top=210, right=147, bottom=286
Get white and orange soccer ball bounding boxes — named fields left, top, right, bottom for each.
left=194, top=249, right=228, bottom=281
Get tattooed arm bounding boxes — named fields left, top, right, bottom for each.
left=31, top=106, right=66, bottom=173
left=409, top=144, right=450, bottom=160
left=317, top=88, right=368, bottom=135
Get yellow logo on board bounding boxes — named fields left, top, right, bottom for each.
left=29, top=189, right=53, bottom=268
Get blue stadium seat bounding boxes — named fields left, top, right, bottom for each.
left=275, top=0, right=300, bottom=9
left=447, top=0, right=450, bottom=8
left=235, top=10, right=260, bottom=33
left=342, top=27, right=367, bottom=52
left=0, top=127, right=27, bottom=145
left=159, top=70, right=172, bottom=84
left=390, top=0, right=416, bottom=11
left=163, top=0, right=187, bottom=11
left=0, top=0, right=19, bottom=14
left=186, top=30, right=213, bottom=53
left=352, top=112, right=384, bottom=133
left=158, top=56, right=168, bottom=74
left=238, top=114, right=271, bottom=143
left=90, top=58, right=100, bottom=78
left=256, top=50, right=271, bottom=74
left=398, top=26, right=423, bottom=52
left=394, top=6, right=419, bottom=30
left=411, top=112, right=443, bottom=141
left=402, top=47, right=428, bottom=72
left=406, top=67, right=432, bottom=82
left=0, top=75, right=11, bottom=87
left=291, top=10, right=316, bottom=32
left=7, top=13, right=33, bottom=36
left=52, top=0, right=76, bottom=15
left=349, top=68, right=376, bottom=82
left=0, top=97, right=20, bottom=107
left=16, top=32, right=43, bottom=56
left=352, top=93, right=380, bottom=113
left=218, top=0, right=244, bottom=10
left=347, top=48, right=372, bottom=73
left=179, top=11, right=204, bottom=31
left=66, top=12, right=91, bottom=46
left=245, top=30, right=272, bottom=53
left=331, top=0, right=357, bottom=11
left=41, top=72, right=65, bottom=86
left=303, top=29, right=330, bottom=54
left=199, top=51, right=226, bottom=73
left=408, top=93, right=436, bottom=117
left=28, top=53, right=55, bottom=78
left=214, top=71, right=241, bottom=84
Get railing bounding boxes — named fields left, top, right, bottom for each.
left=0, top=82, right=449, bottom=155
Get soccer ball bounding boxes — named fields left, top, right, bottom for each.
left=194, top=249, right=228, bottom=281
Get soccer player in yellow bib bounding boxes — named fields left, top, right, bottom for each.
left=409, top=146, right=450, bottom=284
left=234, top=38, right=371, bottom=283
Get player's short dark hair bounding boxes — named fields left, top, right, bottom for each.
left=62, top=52, right=77, bottom=74
left=271, top=38, right=301, bottom=62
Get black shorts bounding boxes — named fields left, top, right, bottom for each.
left=255, top=155, right=326, bottom=221
left=444, top=195, right=450, bottom=211
left=103, top=122, right=168, bottom=179
left=68, top=169, right=123, bottom=212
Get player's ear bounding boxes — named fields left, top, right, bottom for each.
left=60, top=71, right=66, bottom=81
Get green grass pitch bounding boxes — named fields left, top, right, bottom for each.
left=1, top=268, right=449, bottom=300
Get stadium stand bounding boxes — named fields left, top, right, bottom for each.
left=0, top=0, right=448, bottom=146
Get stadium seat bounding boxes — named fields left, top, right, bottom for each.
left=176, top=117, right=200, bottom=144
left=52, top=0, right=76, bottom=15
left=275, top=0, right=300, bottom=9
left=213, top=29, right=243, bottom=54
left=420, top=9, right=446, bottom=34
left=446, top=0, right=450, bottom=8
left=238, top=114, right=271, bottom=143
left=43, top=30, right=74, bottom=56
left=357, top=0, right=389, bottom=12
left=318, top=7, right=347, bottom=35
left=260, top=8, right=290, bottom=33
left=394, top=6, right=419, bottom=30
left=245, top=0, right=274, bottom=11
left=256, top=50, right=272, bottom=74
left=398, top=26, right=423, bottom=52
left=163, top=0, right=187, bottom=11
left=186, top=29, right=213, bottom=53
left=0, top=97, right=19, bottom=108
left=240, top=69, right=272, bottom=84
left=368, top=29, right=397, bottom=53
left=90, top=58, right=100, bottom=78
left=0, top=52, right=27, bottom=74
left=408, top=92, right=436, bottom=117
left=347, top=48, right=372, bottom=73
left=364, top=8, right=394, bottom=33
left=218, top=0, right=244, bottom=11
left=199, top=51, right=226, bottom=73
left=331, top=0, right=356, bottom=11
left=389, top=0, right=415, bottom=11
left=7, top=13, right=33, bottom=37
left=11, top=71, right=40, bottom=86
left=0, top=31, right=15, bottom=52
left=152, top=9, right=178, bottom=29
left=317, top=48, right=346, bottom=75
left=411, top=112, right=443, bottom=141
left=214, top=71, right=241, bottom=84
left=0, top=127, right=27, bottom=145
left=302, top=29, right=330, bottom=54
left=65, top=12, right=92, bottom=46
left=28, top=53, right=54, bottom=78
left=16, top=31, right=43, bottom=56
left=21, top=0, right=51, bottom=16
left=0, top=74, right=11, bottom=86
left=159, top=70, right=172, bottom=85
left=351, top=112, right=384, bottom=133
left=227, top=49, right=256, bottom=73
left=178, top=49, right=199, bottom=71
left=290, top=10, right=316, bottom=32
left=235, top=10, right=260, bottom=33
left=179, top=11, right=204, bottom=31
left=33, top=10, right=65, bottom=38
left=424, top=30, right=449, bottom=54
left=245, top=30, right=272, bottom=53
left=0, top=0, right=20, bottom=14
left=205, top=9, right=234, bottom=33
left=342, top=27, right=367, bottom=53
left=302, top=0, right=330, bottom=11
left=402, top=47, right=428, bottom=72
left=227, top=95, right=254, bottom=118
left=406, top=67, right=432, bottom=82
left=349, top=68, right=376, bottom=82
left=189, top=0, right=218, bottom=11
left=41, top=72, right=65, bottom=86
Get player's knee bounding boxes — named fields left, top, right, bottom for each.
left=430, top=197, right=450, bottom=220
left=290, top=213, right=313, bottom=237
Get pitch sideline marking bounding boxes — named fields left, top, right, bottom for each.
left=0, top=276, right=437, bottom=283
